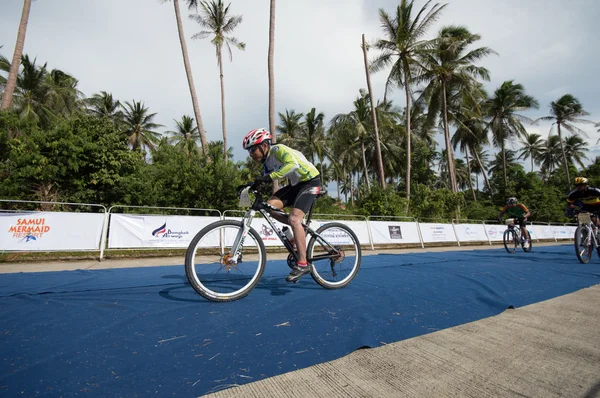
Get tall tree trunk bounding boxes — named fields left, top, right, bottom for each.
left=502, top=143, right=508, bottom=188
left=403, top=63, right=412, bottom=211
left=173, top=0, right=208, bottom=157
left=350, top=173, right=355, bottom=207
left=361, top=140, right=371, bottom=190
left=267, top=0, right=278, bottom=191
left=465, top=149, right=476, bottom=201
left=218, top=50, right=228, bottom=163
left=530, top=152, right=535, bottom=173
left=1, top=0, right=31, bottom=110
left=557, top=123, right=571, bottom=189
left=361, top=34, right=386, bottom=189
left=343, top=166, right=348, bottom=203
left=441, top=81, right=457, bottom=192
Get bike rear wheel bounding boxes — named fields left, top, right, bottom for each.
left=185, top=220, right=266, bottom=302
left=307, top=222, right=361, bottom=289
left=574, top=225, right=593, bottom=264
left=503, top=229, right=517, bottom=254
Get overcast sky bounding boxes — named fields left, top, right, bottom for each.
left=2, top=0, right=599, bottom=166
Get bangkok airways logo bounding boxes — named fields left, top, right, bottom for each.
left=152, top=222, right=167, bottom=237
left=151, top=222, right=189, bottom=239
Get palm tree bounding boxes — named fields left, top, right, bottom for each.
left=87, top=91, right=124, bottom=124
left=535, top=94, right=594, bottom=189
left=489, top=149, right=518, bottom=178
left=191, top=0, right=245, bottom=164
left=298, top=108, right=325, bottom=164
left=564, top=135, right=588, bottom=169
left=331, top=90, right=374, bottom=190
left=327, top=122, right=359, bottom=203
left=0, top=49, right=10, bottom=87
left=517, top=132, right=543, bottom=172
left=276, top=109, right=304, bottom=145
left=361, top=34, right=385, bottom=188
left=44, top=69, right=83, bottom=117
left=122, top=100, right=164, bottom=154
left=1, top=0, right=32, bottom=110
left=538, top=135, right=561, bottom=175
left=371, top=0, right=447, bottom=201
left=160, top=0, right=209, bottom=158
left=417, top=26, right=495, bottom=192
left=486, top=80, right=538, bottom=187
left=451, top=114, right=482, bottom=200
left=167, top=115, right=202, bottom=159
left=10, top=55, right=55, bottom=126
left=469, top=147, right=491, bottom=192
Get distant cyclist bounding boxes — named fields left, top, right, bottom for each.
left=567, top=177, right=600, bottom=226
left=498, top=197, right=532, bottom=248
left=242, top=128, right=321, bottom=283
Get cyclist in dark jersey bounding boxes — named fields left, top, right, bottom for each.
left=567, top=177, right=600, bottom=226
left=498, top=197, right=532, bottom=248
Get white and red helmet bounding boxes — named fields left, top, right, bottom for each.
left=242, top=128, right=272, bottom=150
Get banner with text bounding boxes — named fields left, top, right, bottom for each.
left=553, top=225, right=574, bottom=239
left=418, top=223, right=457, bottom=244
left=529, top=224, right=555, bottom=241
left=453, top=223, right=489, bottom=243
left=108, top=214, right=220, bottom=248
left=369, top=221, right=421, bottom=244
left=0, top=212, right=105, bottom=251
left=312, top=220, right=371, bottom=245
left=484, top=224, right=505, bottom=242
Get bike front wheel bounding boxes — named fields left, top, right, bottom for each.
left=185, top=220, right=266, bottom=302
left=574, top=225, right=592, bottom=264
left=503, top=229, right=517, bottom=254
left=307, top=222, right=361, bottom=289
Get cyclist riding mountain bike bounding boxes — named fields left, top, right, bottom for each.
left=567, top=177, right=600, bottom=226
left=498, top=197, right=532, bottom=248
left=243, top=128, right=321, bottom=283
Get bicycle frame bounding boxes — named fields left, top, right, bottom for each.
left=228, top=187, right=341, bottom=265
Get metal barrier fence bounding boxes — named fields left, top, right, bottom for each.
left=0, top=200, right=577, bottom=261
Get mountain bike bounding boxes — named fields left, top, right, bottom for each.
left=573, top=211, right=600, bottom=264
left=503, top=218, right=532, bottom=254
left=184, top=184, right=362, bottom=302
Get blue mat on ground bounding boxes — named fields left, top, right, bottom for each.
left=1, top=245, right=599, bottom=397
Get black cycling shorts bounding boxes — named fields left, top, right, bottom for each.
left=272, top=177, right=321, bottom=213
left=515, top=217, right=527, bottom=228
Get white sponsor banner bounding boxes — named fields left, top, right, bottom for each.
left=0, top=212, right=105, bottom=251
left=453, top=223, right=489, bottom=242
left=484, top=224, right=505, bottom=242
left=369, top=221, right=421, bottom=244
left=529, top=224, right=555, bottom=240
left=108, top=214, right=220, bottom=248
left=312, top=220, right=371, bottom=245
left=554, top=225, right=576, bottom=239
left=418, top=223, right=457, bottom=243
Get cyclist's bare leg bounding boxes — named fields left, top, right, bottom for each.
left=521, top=226, right=530, bottom=241
left=289, top=208, right=307, bottom=264
left=266, top=197, right=288, bottom=224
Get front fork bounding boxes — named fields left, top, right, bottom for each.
left=229, top=210, right=256, bottom=264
